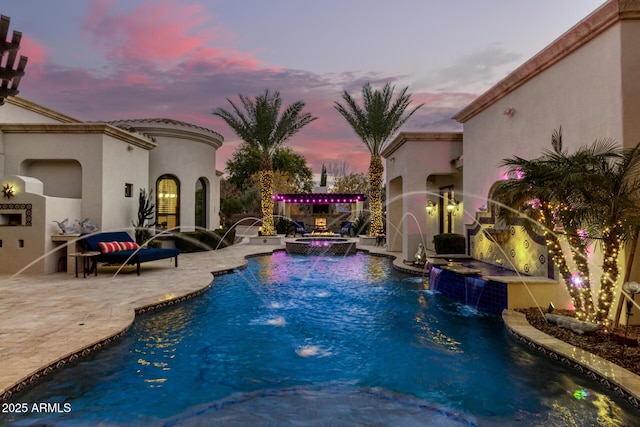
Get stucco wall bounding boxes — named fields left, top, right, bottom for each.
left=4, top=132, right=104, bottom=224
left=383, top=133, right=463, bottom=261
left=620, top=20, right=640, bottom=148
left=0, top=98, right=77, bottom=177
left=462, top=23, right=623, bottom=215
left=100, top=137, right=150, bottom=233
left=0, top=100, right=73, bottom=125
left=456, top=10, right=640, bottom=318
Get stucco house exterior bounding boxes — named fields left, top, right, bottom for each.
left=382, top=132, right=462, bottom=258
left=382, top=0, right=640, bottom=313
left=0, top=97, right=223, bottom=274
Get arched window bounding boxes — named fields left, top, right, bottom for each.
left=156, top=175, right=180, bottom=230
left=195, top=177, right=207, bottom=229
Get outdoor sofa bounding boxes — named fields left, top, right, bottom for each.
left=291, top=221, right=310, bottom=237
left=81, top=231, right=179, bottom=275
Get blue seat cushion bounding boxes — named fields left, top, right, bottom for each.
left=95, top=247, right=180, bottom=265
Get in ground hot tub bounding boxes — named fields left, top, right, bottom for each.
left=286, top=237, right=356, bottom=255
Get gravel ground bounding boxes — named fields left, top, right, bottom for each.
left=518, top=308, right=640, bottom=376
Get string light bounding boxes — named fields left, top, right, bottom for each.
left=368, top=154, right=384, bottom=236
left=259, top=170, right=275, bottom=236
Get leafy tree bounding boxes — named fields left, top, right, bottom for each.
left=330, top=172, right=369, bottom=194
left=220, top=198, right=243, bottom=226
left=214, top=90, right=316, bottom=235
left=238, top=186, right=261, bottom=215
left=226, top=143, right=313, bottom=192
left=274, top=147, right=314, bottom=192
left=335, top=82, right=423, bottom=236
left=247, top=170, right=305, bottom=196
left=220, top=177, right=241, bottom=200
left=326, top=160, right=354, bottom=187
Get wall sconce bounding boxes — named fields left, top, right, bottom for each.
left=2, top=183, right=15, bottom=199
left=425, top=200, right=435, bottom=216
left=621, top=281, right=640, bottom=356
left=447, top=199, right=459, bottom=215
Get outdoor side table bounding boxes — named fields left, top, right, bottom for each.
left=69, top=251, right=100, bottom=278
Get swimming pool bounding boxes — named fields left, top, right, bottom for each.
left=3, top=252, right=639, bottom=426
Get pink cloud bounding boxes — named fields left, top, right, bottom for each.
left=19, top=35, right=49, bottom=64
left=16, top=35, right=50, bottom=82
left=83, top=0, right=262, bottom=72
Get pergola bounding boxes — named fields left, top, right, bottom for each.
left=273, top=193, right=367, bottom=204
left=0, top=15, right=28, bottom=105
left=273, top=193, right=368, bottom=231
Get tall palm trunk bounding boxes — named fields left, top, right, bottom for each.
left=597, top=232, right=620, bottom=325
left=567, top=233, right=596, bottom=321
left=546, top=233, right=583, bottom=312
left=259, top=157, right=275, bottom=236
left=368, top=154, right=384, bottom=236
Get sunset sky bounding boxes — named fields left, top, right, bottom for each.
left=2, top=0, right=606, bottom=177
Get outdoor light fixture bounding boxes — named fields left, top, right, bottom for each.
left=622, top=281, right=640, bottom=313
left=0, top=15, right=28, bottom=105
left=447, top=199, right=459, bottom=215
left=621, top=281, right=640, bottom=356
left=425, top=200, right=435, bottom=216
left=2, top=183, right=15, bottom=199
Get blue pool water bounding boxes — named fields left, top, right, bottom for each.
left=3, top=252, right=639, bottom=426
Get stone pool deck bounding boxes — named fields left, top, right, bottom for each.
left=1, top=238, right=639, bottom=410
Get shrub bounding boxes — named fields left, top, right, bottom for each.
left=275, top=218, right=290, bottom=235
left=434, top=233, right=466, bottom=254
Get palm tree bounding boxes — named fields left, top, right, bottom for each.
left=496, top=128, right=640, bottom=325
left=213, top=90, right=316, bottom=236
left=494, top=129, right=605, bottom=320
left=575, top=142, right=640, bottom=323
left=334, top=82, right=423, bottom=236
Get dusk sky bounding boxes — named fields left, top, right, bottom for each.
left=2, top=0, right=606, bottom=176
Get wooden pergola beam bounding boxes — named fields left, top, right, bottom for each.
left=0, top=15, right=27, bottom=105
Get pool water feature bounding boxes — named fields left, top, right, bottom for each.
left=285, top=237, right=356, bottom=255
left=429, top=258, right=536, bottom=314
left=3, top=253, right=639, bottom=426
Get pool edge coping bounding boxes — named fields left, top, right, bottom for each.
left=502, top=309, right=640, bottom=410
